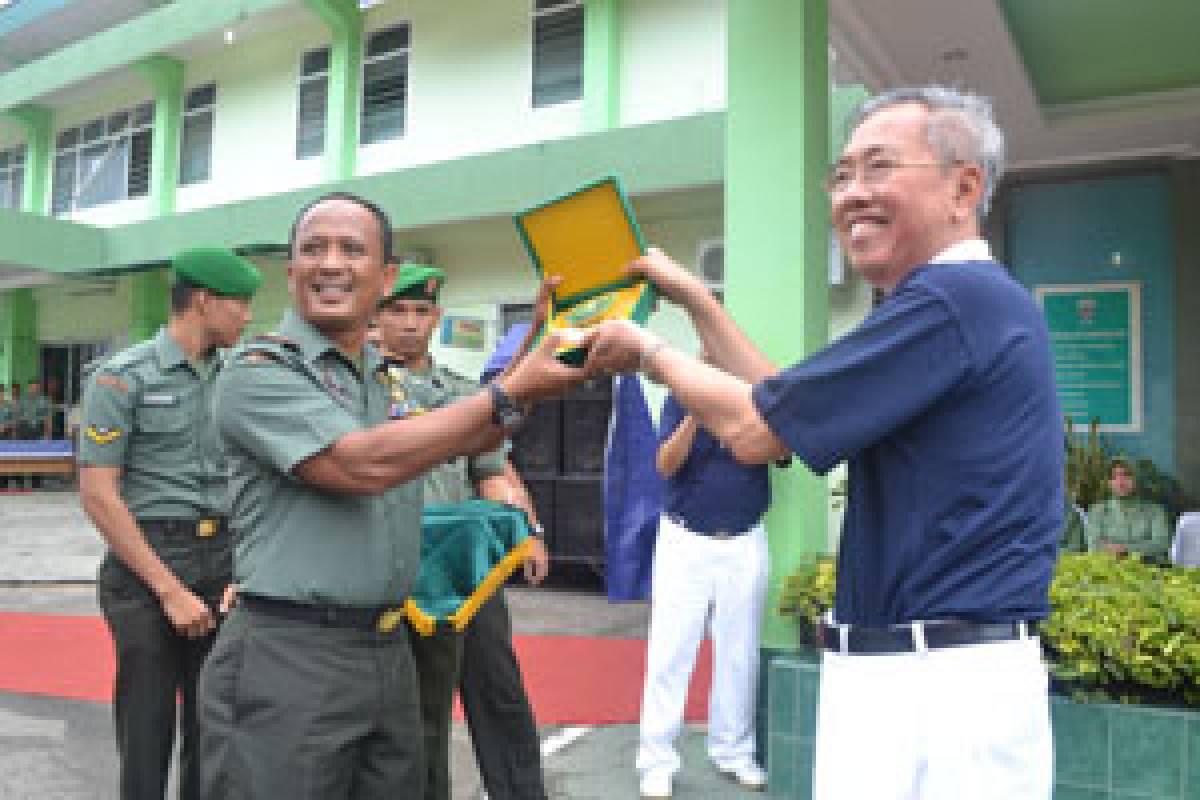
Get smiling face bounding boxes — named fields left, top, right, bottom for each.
left=830, top=103, right=983, bottom=291
left=376, top=297, right=442, bottom=363
left=288, top=198, right=397, bottom=342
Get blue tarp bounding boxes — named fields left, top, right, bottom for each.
left=603, top=375, right=662, bottom=602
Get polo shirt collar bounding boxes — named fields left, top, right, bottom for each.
left=277, top=309, right=382, bottom=375
left=929, top=237, right=993, bottom=264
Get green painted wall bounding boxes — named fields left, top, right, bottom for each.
left=0, top=289, right=39, bottom=384
left=1169, top=160, right=1200, bottom=500
left=726, top=0, right=830, bottom=651
left=138, top=57, right=184, bottom=218
left=9, top=105, right=51, bottom=215
left=305, top=0, right=363, bottom=181
left=129, top=270, right=169, bottom=345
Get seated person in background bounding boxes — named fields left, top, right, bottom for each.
left=1085, top=459, right=1171, bottom=563
left=1059, top=499, right=1086, bottom=553
left=18, top=379, right=52, bottom=440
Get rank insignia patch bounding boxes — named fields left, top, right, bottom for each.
left=86, top=425, right=123, bottom=445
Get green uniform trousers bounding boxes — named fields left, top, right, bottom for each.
left=198, top=605, right=424, bottom=800
left=408, top=627, right=464, bottom=800
left=97, top=526, right=230, bottom=800
left=460, top=590, right=547, bottom=800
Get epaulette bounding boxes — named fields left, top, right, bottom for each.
left=99, top=340, right=156, bottom=374
left=248, top=333, right=301, bottom=353
left=234, top=333, right=303, bottom=367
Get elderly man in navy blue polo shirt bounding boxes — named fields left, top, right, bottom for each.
left=577, top=86, right=1062, bottom=800
left=636, top=387, right=771, bottom=798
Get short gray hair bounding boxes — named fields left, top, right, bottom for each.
left=848, top=86, right=1006, bottom=218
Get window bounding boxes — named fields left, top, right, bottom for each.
left=297, top=47, right=330, bottom=159
left=697, top=239, right=724, bottom=302
left=532, top=0, right=584, bottom=108
left=360, top=24, right=410, bottom=145
left=51, top=102, right=154, bottom=215
left=180, top=83, right=216, bottom=185
left=0, top=145, right=24, bottom=210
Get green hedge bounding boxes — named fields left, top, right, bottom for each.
left=779, top=553, right=1200, bottom=708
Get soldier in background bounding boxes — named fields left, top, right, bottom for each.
left=1085, top=458, right=1172, bottom=563
left=78, top=248, right=261, bottom=800
left=376, top=264, right=550, bottom=800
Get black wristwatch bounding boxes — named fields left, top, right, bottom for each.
left=487, top=380, right=527, bottom=431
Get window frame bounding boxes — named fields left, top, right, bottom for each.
left=531, top=0, right=585, bottom=109
left=51, top=102, right=155, bottom=215
left=179, top=82, right=217, bottom=186
left=0, top=144, right=25, bottom=210
left=359, top=22, right=412, bottom=146
left=296, top=46, right=331, bottom=160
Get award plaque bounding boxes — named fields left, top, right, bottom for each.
left=514, top=176, right=656, bottom=364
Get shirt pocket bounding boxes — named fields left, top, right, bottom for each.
left=134, top=404, right=195, bottom=461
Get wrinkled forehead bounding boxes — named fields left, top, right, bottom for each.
left=841, top=102, right=934, bottom=161
left=295, top=198, right=381, bottom=244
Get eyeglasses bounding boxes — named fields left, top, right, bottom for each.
left=823, top=158, right=962, bottom=194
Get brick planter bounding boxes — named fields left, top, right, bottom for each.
left=765, top=655, right=1200, bottom=799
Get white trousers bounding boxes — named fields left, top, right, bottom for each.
left=814, top=634, right=1053, bottom=800
left=636, top=515, right=769, bottom=778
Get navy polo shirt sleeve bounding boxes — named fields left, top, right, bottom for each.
left=752, top=285, right=972, bottom=475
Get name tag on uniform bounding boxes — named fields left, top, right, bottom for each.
left=140, top=393, right=179, bottom=407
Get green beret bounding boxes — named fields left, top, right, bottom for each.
left=172, top=247, right=262, bottom=298
left=386, top=264, right=446, bottom=304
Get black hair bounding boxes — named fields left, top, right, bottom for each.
left=288, top=191, right=394, bottom=265
left=170, top=278, right=203, bottom=313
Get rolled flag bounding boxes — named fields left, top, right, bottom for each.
left=403, top=499, right=536, bottom=635
left=604, top=374, right=663, bottom=602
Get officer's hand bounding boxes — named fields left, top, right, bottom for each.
left=523, top=536, right=550, bottom=586
left=219, top=584, right=240, bottom=614
left=161, top=585, right=216, bottom=638
left=625, top=247, right=711, bottom=308
left=500, top=329, right=587, bottom=404
left=577, top=320, right=658, bottom=377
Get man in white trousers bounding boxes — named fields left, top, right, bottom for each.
left=576, top=86, right=1061, bottom=800
left=637, top=390, right=771, bottom=798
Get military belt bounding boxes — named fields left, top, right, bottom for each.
left=139, top=516, right=227, bottom=538
left=241, top=593, right=405, bottom=634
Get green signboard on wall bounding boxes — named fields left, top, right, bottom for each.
left=1035, top=282, right=1141, bottom=432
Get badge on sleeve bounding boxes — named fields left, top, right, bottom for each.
left=86, top=425, right=123, bottom=445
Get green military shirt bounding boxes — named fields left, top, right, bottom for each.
left=0, top=398, right=12, bottom=436
left=1084, top=496, right=1171, bottom=561
left=78, top=329, right=228, bottom=518
left=215, top=310, right=423, bottom=608
left=380, top=360, right=507, bottom=504
left=17, top=393, right=51, bottom=438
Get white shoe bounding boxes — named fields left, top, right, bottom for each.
left=639, top=771, right=673, bottom=798
left=715, top=761, right=768, bottom=791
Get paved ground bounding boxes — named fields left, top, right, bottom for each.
left=0, top=490, right=763, bottom=800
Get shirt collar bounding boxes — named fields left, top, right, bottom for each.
left=929, top=238, right=993, bottom=264
left=277, top=309, right=382, bottom=375
left=154, top=328, right=193, bottom=371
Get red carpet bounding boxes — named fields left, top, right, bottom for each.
left=0, top=612, right=712, bottom=725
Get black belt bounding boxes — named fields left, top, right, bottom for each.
left=665, top=512, right=757, bottom=540
left=241, top=594, right=406, bottom=634
left=817, top=619, right=1035, bottom=655
left=139, top=516, right=227, bottom=538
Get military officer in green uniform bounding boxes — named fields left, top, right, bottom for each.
left=375, top=265, right=551, bottom=800
left=78, top=248, right=261, bottom=800
left=17, top=379, right=53, bottom=439
left=196, top=192, right=577, bottom=800
left=1085, top=458, right=1172, bottom=563
left=0, top=383, right=14, bottom=438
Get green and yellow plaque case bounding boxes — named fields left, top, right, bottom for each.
left=514, top=176, right=656, bottom=365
